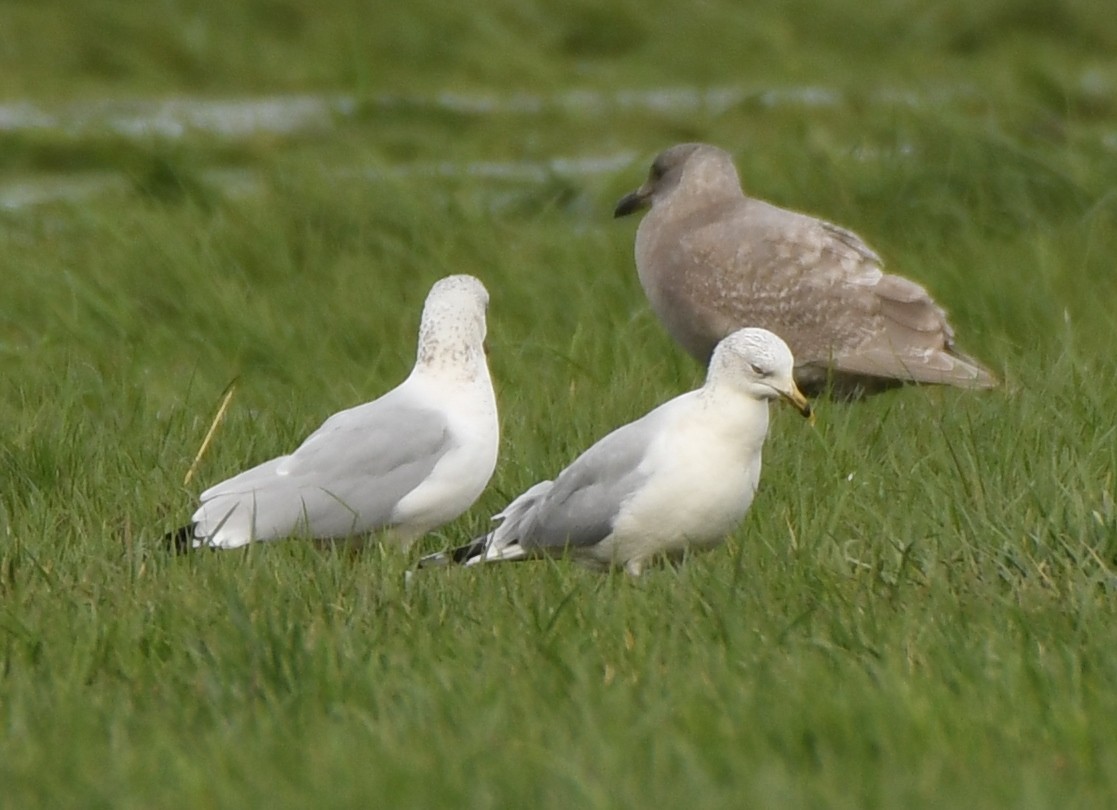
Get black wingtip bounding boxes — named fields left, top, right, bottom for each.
left=449, top=538, right=485, bottom=564
left=165, top=524, right=197, bottom=554
left=417, top=537, right=486, bottom=569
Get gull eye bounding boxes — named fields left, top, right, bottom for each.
left=749, top=362, right=767, bottom=376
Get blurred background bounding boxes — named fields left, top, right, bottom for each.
left=3, top=0, right=1115, bottom=221
left=3, top=0, right=1115, bottom=393
left=4, top=3, right=1117, bottom=808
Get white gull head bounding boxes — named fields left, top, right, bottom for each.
left=415, top=274, right=490, bottom=378
left=706, top=327, right=812, bottom=417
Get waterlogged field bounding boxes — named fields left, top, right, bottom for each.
left=2, top=1, right=1117, bottom=807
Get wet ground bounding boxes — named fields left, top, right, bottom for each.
left=1, top=82, right=1113, bottom=210
left=0, top=85, right=942, bottom=210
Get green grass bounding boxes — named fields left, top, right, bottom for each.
left=3, top=0, right=1117, bottom=807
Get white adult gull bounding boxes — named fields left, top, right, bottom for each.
left=169, top=274, right=499, bottom=551
left=420, top=327, right=811, bottom=576
left=614, top=142, right=998, bottom=398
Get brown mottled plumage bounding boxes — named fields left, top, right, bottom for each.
left=614, top=143, right=998, bottom=398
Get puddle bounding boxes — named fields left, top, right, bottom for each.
left=0, top=173, right=130, bottom=209
left=393, top=152, right=639, bottom=182
left=0, top=94, right=356, bottom=139
left=0, top=153, right=638, bottom=211
left=88, top=95, right=356, bottom=139
left=1, top=83, right=1109, bottom=211
left=0, top=83, right=934, bottom=210
left=0, top=84, right=960, bottom=142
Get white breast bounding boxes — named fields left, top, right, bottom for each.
left=589, top=395, right=768, bottom=568
left=389, top=368, right=499, bottom=543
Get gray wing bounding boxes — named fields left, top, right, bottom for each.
left=195, top=387, right=452, bottom=540
left=477, top=480, right=554, bottom=558
left=509, top=414, right=661, bottom=552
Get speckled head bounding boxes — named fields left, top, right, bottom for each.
left=614, top=143, right=742, bottom=218
left=415, top=274, right=490, bottom=374
left=707, top=327, right=812, bottom=418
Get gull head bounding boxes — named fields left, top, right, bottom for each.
left=416, top=274, right=490, bottom=374
left=614, top=143, right=742, bottom=218
left=707, top=328, right=812, bottom=418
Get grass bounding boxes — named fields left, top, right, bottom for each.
left=2, top=0, right=1117, bottom=807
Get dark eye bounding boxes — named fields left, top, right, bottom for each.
left=650, top=160, right=666, bottom=180
left=749, top=362, right=767, bottom=376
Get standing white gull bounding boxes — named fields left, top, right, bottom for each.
left=169, top=274, right=499, bottom=551
left=614, top=143, right=998, bottom=398
left=421, top=328, right=811, bottom=576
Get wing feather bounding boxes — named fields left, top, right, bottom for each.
left=194, top=387, right=452, bottom=542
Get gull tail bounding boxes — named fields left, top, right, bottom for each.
left=417, top=480, right=552, bottom=570
left=943, top=348, right=999, bottom=390
left=465, top=542, right=530, bottom=566
left=416, top=534, right=532, bottom=568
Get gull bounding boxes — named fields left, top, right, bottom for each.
left=168, top=274, right=499, bottom=551
left=420, top=327, right=811, bottom=575
left=614, top=142, right=998, bottom=398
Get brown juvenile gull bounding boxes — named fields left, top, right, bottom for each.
left=614, top=142, right=997, bottom=398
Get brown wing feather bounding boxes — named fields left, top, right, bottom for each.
left=653, top=200, right=882, bottom=364
left=832, top=272, right=997, bottom=388
left=813, top=222, right=996, bottom=388
left=873, top=274, right=951, bottom=336
left=637, top=190, right=997, bottom=391
left=818, top=219, right=883, bottom=265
